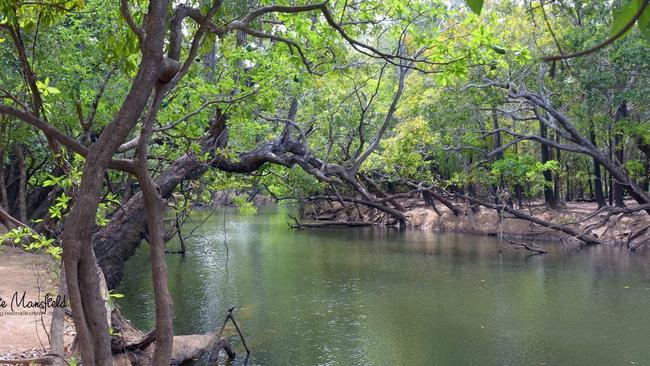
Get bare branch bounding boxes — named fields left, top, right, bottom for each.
left=120, top=0, right=144, bottom=44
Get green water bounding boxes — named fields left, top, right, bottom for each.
left=118, top=206, right=650, bottom=366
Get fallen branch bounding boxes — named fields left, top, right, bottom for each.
left=0, top=206, right=28, bottom=229
left=287, top=214, right=304, bottom=230
left=500, top=239, right=548, bottom=254
left=289, top=220, right=374, bottom=229
left=286, top=194, right=407, bottom=225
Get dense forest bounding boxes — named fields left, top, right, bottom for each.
left=1, top=0, right=650, bottom=364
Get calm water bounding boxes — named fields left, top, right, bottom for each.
left=118, top=206, right=650, bottom=366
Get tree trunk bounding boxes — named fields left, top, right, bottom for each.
left=135, top=90, right=174, bottom=364
left=589, top=119, right=606, bottom=207
left=553, top=131, right=562, bottom=204
left=540, top=120, right=556, bottom=207
left=137, top=172, right=174, bottom=363
left=0, top=149, right=8, bottom=210
left=636, top=138, right=650, bottom=192
left=491, top=109, right=504, bottom=203
left=14, top=145, right=27, bottom=223
left=612, top=101, right=627, bottom=207
left=63, top=6, right=169, bottom=365
left=95, top=153, right=206, bottom=289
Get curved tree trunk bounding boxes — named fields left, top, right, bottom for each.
left=62, top=1, right=170, bottom=363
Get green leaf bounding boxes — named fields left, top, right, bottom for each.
left=492, top=45, right=506, bottom=54
left=610, top=0, right=641, bottom=37
left=639, top=4, right=650, bottom=40
left=465, top=0, right=484, bottom=15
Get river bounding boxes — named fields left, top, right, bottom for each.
left=118, top=206, right=650, bottom=365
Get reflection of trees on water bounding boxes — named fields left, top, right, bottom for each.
left=119, top=208, right=650, bottom=365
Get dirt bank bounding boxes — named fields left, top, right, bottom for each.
left=0, top=246, right=74, bottom=362
left=305, top=198, right=650, bottom=246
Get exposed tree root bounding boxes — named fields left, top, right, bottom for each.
left=460, top=195, right=603, bottom=245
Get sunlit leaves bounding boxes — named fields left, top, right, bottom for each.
left=0, top=226, right=60, bottom=259
left=36, top=77, right=60, bottom=96
left=366, top=117, right=438, bottom=180
left=491, top=155, right=560, bottom=197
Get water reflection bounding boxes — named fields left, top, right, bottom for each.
left=118, top=206, right=650, bottom=365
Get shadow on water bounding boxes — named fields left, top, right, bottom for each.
left=118, top=206, right=650, bottom=366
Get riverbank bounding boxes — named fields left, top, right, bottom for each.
left=0, top=246, right=74, bottom=363
left=304, top=198, right=650, bottom=246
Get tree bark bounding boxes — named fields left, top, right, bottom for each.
left=0, top=149, right=8, bottom=210
left=612, top=101, right=627, bottom=207
left=540, top=119, right=556, bottom=207
left=135, top=90, right=174, bottom=364
left=491, top=109, right=504, bottom=203
left=62, top=1, right=170, bottom=364
left=589, top=118, right=606, bottom=207
left=14, top=145, right=27, bottom=223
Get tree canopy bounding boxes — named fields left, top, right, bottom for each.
left=1, top=0, right=650, bottom=364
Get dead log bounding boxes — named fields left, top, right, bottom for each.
left=500, top=239, right=548, bottom=254
left=109, top=309, right=236, bottom=365
left=171, top=335, right=234, bottom=366
left=0, top=206, right=27, bottom=229
left=289, top=220, right=374, bottom=229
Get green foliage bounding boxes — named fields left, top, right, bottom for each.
left=465, top=0, right=484, bottom=15
left=610, top=0, right=650, bottom=40
left=491, top=155, right=560, bottom=198
left=0, top=226, right=60, bottom=259
left=232, top=195, right=257, bottom=215
left=1, top=0, right=650, bottom=258
left=366, top=117, right=437, bottom=180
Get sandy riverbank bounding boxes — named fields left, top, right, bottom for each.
left=0, top=246, right=74, bottom=363
left=305, top=199, right=650, bottom=246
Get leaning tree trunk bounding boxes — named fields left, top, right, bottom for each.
left=94, top=153, right=207, bottom=288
